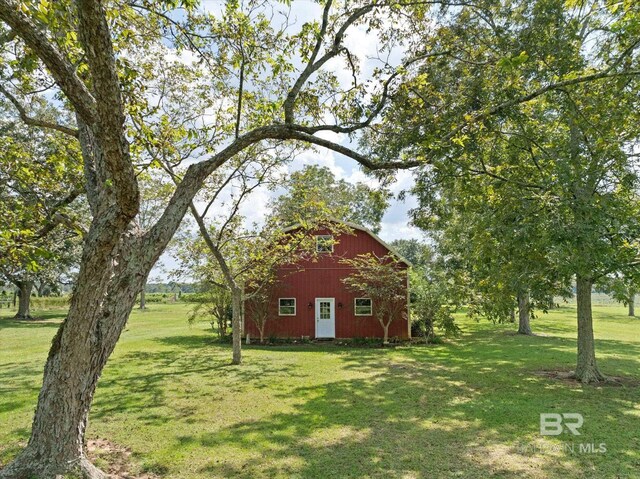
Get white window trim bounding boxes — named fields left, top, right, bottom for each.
left=278, top=298, right=296, bottom=316
left=354, top=298, right=373, bottom=316
left=315, top=235, right=334, bottom=253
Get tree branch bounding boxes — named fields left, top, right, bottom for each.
left=283, top=126, right=421, bottom=169
left=0, top=0, right=96, bottom=123
left=76, top=0, right=139, bottom=219
left=300, top=50, right=452, bottom=135
left=283, top=2, right=373, bottom=123
left=34, top=187, right=85, bottom=239
left=0, top=84, right=79, bottom=137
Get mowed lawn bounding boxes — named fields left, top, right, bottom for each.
left=1, top=303, right=639, bottom=478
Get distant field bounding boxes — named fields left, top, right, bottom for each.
left=1, top=303, right=639, bottom=478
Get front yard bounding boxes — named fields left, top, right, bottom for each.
left=1, top=303, right=639, bottom=478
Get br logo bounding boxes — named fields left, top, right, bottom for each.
left=540, top=413, right=584, bottom=436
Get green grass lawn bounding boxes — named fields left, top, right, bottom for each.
left=1, top=303, right=639, bottom=478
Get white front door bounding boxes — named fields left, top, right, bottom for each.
left=315, top=298, right=335, bottom=338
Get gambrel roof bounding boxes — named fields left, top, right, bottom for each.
left=282, top=218, right=412, bottom=267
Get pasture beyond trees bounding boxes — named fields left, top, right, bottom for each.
left=1, top=302, right=638, bottom=478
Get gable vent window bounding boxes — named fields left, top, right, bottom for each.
left=354, top=298, right=373, bottom=316
left=278, top=298, right=296, bottom=316
left=316, top=235, right=334, bottom=253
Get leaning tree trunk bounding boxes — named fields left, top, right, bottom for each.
left=0, top=109, right=149, bottom=476
left=14, top=280, right=34, bottom=320
left=0, top=230, right=147, bottom=479
left=139, top=287, right=146, bottom=309
left=574, top=276, right=604, bottom=383
left=231, top=287, right=243, bottom=365
left=517, top=291, right=532, bottom=335
left=188, top=203, right=243, bottom=365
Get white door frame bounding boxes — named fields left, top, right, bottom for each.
left=315, top=297, right=336, bottom=338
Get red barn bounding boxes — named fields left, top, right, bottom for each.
left=244, top=221, right=411, bottom=341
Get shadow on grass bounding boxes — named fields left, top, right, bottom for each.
left=406, top=325, right=640, bottom=380
left=91, top=335, right=306, bottom=426
left=0, top=315, right=64, bottom=329
left=89, top=329, right=640, bottom=478
left=0, top=427, right=30, bottom=467
left=173, top=357, right=639, bottom=478
left=0, top=364, right=44, bottom=396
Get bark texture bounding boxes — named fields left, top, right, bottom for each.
left=574, top=276, right=605, bottom=383
left=628, top=295, right=635, bottom=317
left=14, top=280, right=33, bottom=320
left=517, top=291, right=532, bottom=335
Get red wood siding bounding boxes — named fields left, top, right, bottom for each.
left=244, top=227, right=410, bottom=339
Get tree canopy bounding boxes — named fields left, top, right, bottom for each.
left=270, top=164, right=390, bottom=233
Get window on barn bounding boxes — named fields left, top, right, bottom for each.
left=316, top=235, right=334, bottom=253
left=278, top=298, right=296, bottom=316
left=354, top=298, right=372, bottom=316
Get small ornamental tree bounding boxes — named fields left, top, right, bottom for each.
left=244, top=268, right=280, bottom=344
left=341, top=253, right=408, bottom=344
left=188, top=283, right=232, bottom=338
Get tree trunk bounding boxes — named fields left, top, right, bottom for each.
left=574, top=276, right=605, bottom=383
left=424, top=317, right=434, bottom=343
left=139, top=287, right=146, bottom=309
left=231, top=287, right=242, bottom=365
left=14, top=280, right=34, bottom=320
left=0, top=114, right=149, bottom=477
left=187, top=203, right=243, bottom=365
left=517, top=291, right=532, bottom=335
left=628, top=293, right=635, bottom=317
left=259, top=323, right=265, bottom=344
left=382, top=323, right=389, bottom=345
left=509, top=307, right=516, bottom=324
left=0, top=238, right=145, bottom=478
